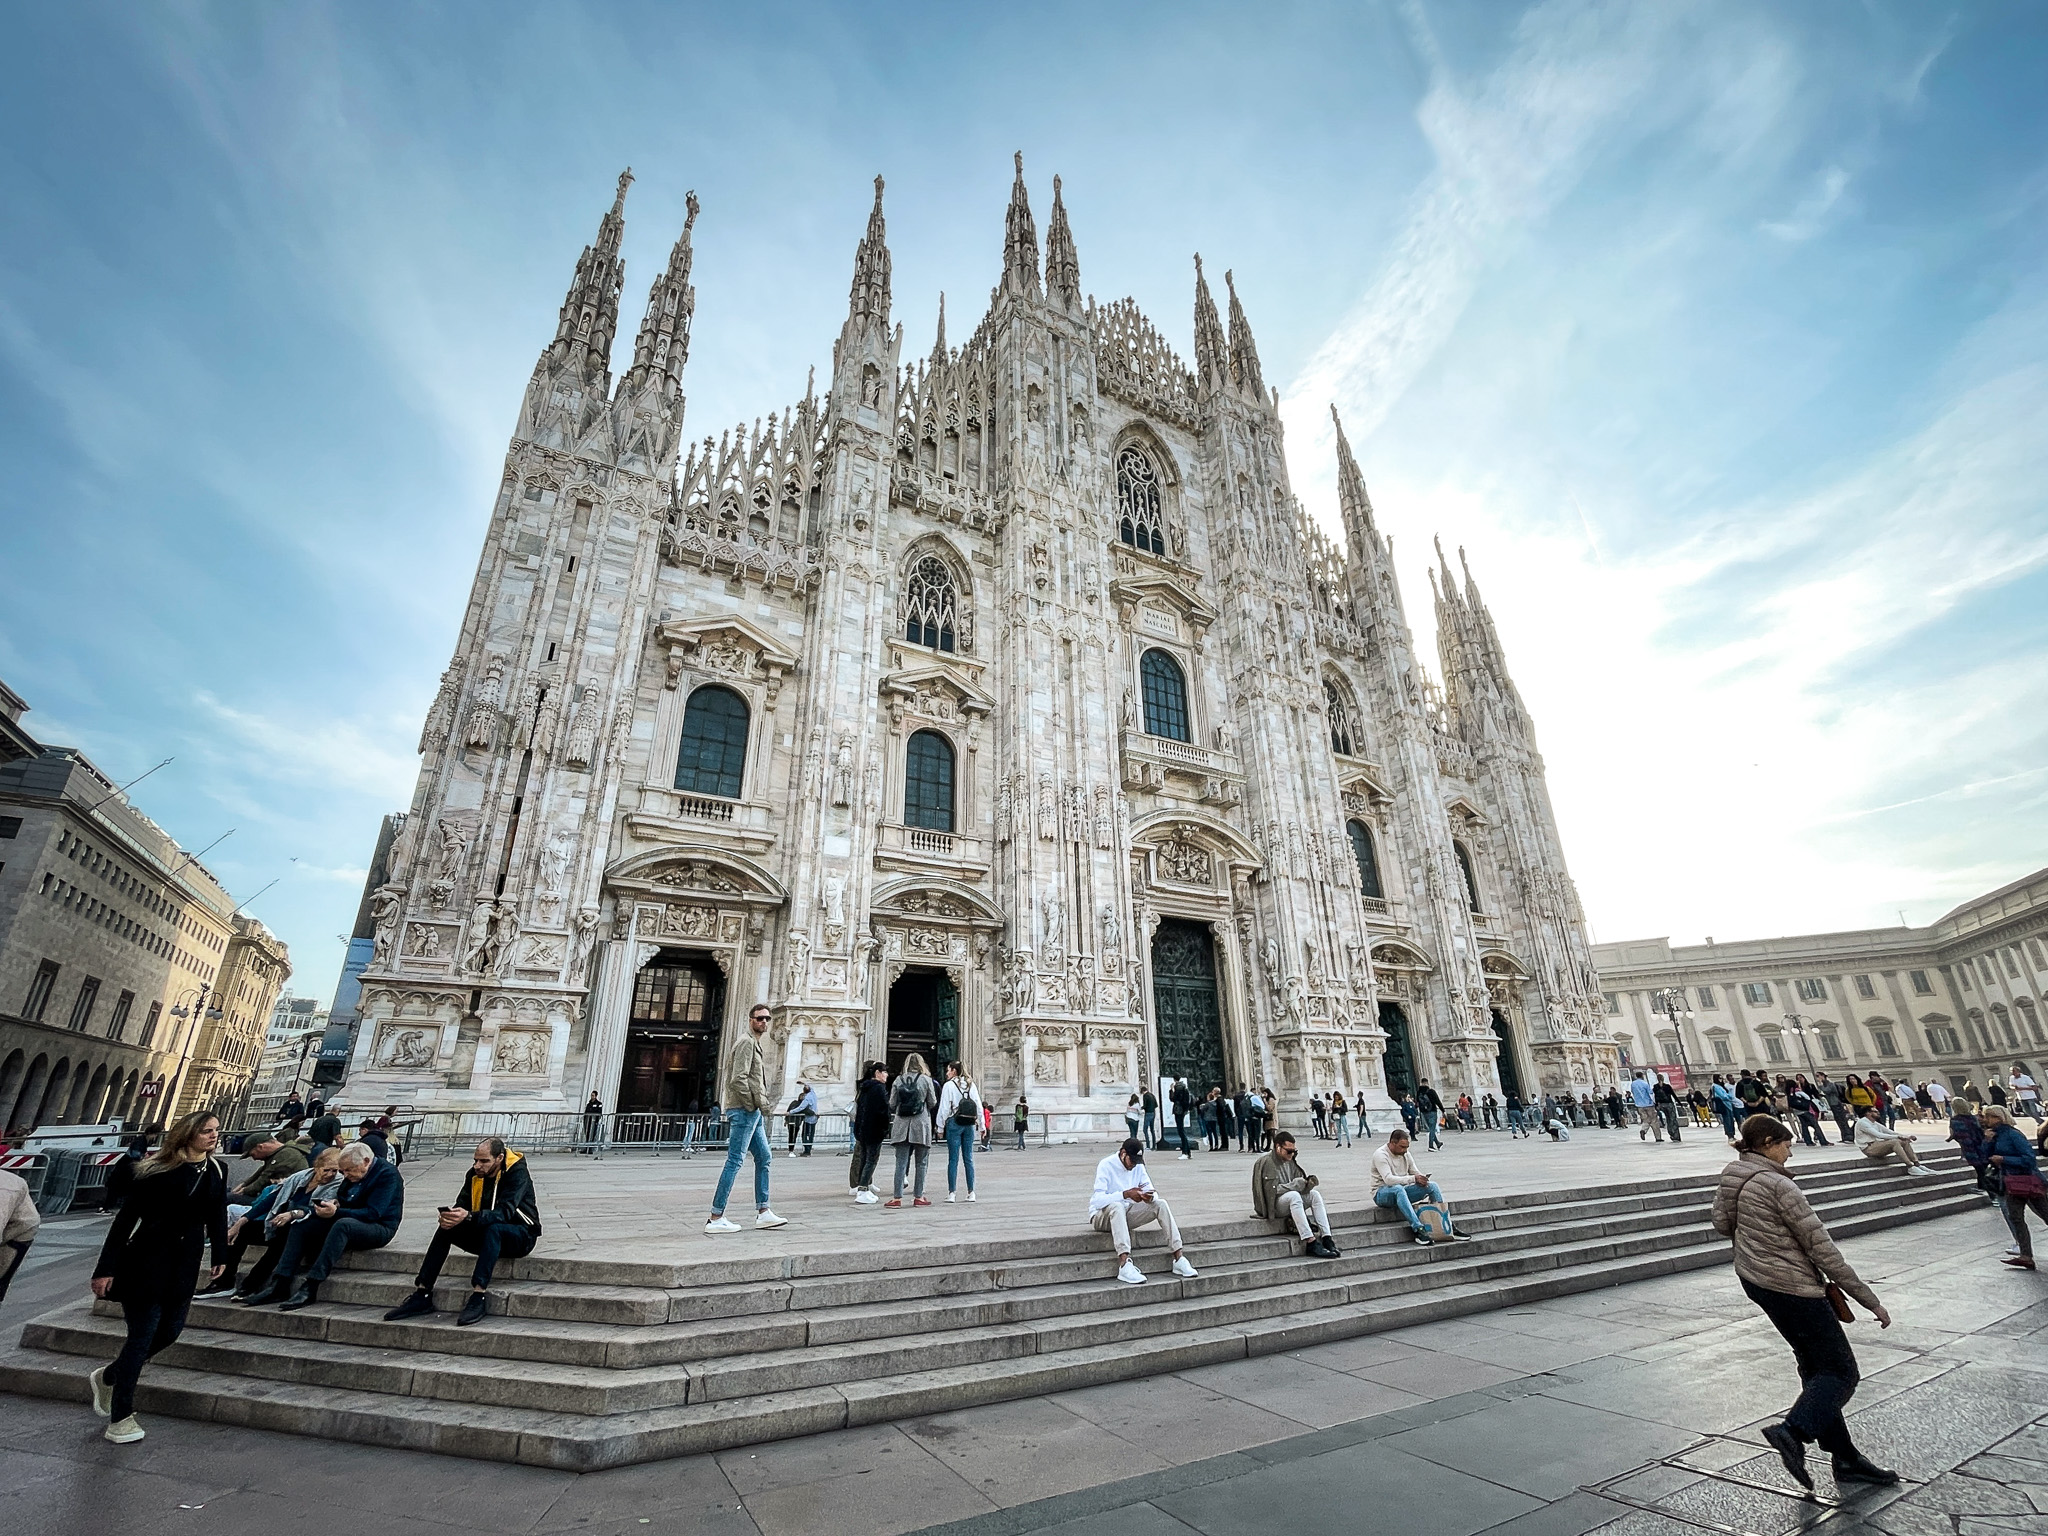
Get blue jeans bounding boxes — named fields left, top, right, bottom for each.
left=1422, top=1111, right=1442, bottom=1150
left=1374, top=1181, right=1449, bottom=1232
left=711, top=1108, right=773, bottom=1215
left=945, top=1120, right=977, bottom=1193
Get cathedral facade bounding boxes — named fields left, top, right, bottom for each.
left=340, top=161, right=1619, bottom=1124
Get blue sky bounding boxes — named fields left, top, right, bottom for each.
left=3, top=1, right=2044, bottom=1002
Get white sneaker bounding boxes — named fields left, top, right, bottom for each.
left=704, top=1216, right=741, bottom=1234
left=1171, top=1255, right=1199, bottom=1278
left=1116, top=1260, right=1147, bottom=1285
left=946, top=1192, right=957, bottom=1203
left=966, top=1192, right=976, bottom=1202
left=1906, top=1165, right=1933, bottom=1177
left=853, top=1189, right=878, bottom=1204
left=89, top=1365, right=113, bottom=1418
left=754, top=1209, right=788, bottom=1229
left=1179, top=1153, right=1191, bottom=1160
left=104, top=1415, right=145, bottom=1444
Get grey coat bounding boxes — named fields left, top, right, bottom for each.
left=890, top=1073, right=937, bottom=1146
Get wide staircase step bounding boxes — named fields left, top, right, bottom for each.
left=1, top=1152, right=1983, bottom=1470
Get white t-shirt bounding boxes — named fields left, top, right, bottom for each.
left=2015, top=1073, right=2040, bottom=1102
left=1370, top=1144, right=1422, bottom=1192
left=1089, top=1154, right=1155, bottom=1214
left=1927, top=1081, right=1950, bottom=1106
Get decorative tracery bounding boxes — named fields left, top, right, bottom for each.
left=1325, top=679, right=1358, bottom=757
left=1117, top=446, right=1165, bottom=556
left=903, top=556, right=958, bottom=653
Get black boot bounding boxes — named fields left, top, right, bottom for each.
left=1319, top=1234, right=1342, bottom=1258
left=1762, top=1423, right=1811, bottom=1490
left=1831, top=1453, right=1899, bottom=1487
left=238, top=1276, right=291, bottom=1307
left=456, top=1292, right=490, bottom=1327
left=383, top=1289, right=436, bottom=1322
left=279, top=1280, right=320, bottom=1311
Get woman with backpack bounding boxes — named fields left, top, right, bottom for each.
left=938, top=1063, right=983, bottom=1203
left=849, top=1062, right=891, bottom=1205
left=887, top=1053, right=938, bottom=1208
left=89, top=1109, right=230, bottom=1445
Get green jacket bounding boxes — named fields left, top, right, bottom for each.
left=1250, top=1150, right=1315, bottom=1221
left=237, top=1142, right=309, bottom=1202
left=723, top=1028, right=774, bottom=1112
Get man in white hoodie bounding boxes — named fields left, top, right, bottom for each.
left=1089, top=1138, right=1200, bottom=1285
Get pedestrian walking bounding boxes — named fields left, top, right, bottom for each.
left=0, top=1163, right=41, bottom=1306
left=1012, top=1093, right=1029, bottom=1151
left=1709, top=1076, right=1738, bottom=1140
left=1787, top=1084, right=1829, bottom=1147
left=1215, top=1089, right=1237, bottom=1152
left=1170, top=1077, right=1194, bottom=1158
left=1982, top=1105, right=2048, bottom=1269
left=705, top=1004, right=786, bottom=1234
left=1141, top=1087, right=1159, bottom=1150
left=938, top=1062, right=981, bottom=1202
left=1416, top=1081, right=1445, bottom=1150
left=787, top=1080, right=820, bottom=1155
left=1712, top=1114, right=1898, bottom=1490
left=1505, top=1092, right=1529, bottom=1138
left=1631, top=1074, right=1664, bottom=1142
left=580, top=1091, right=603, bottom=1153
left=1241, top=1087, right=1268, bottom=1152
left=1330, top=1090, right=1352, bottom=1147
left=1124, top=1091, right=1143, bottom=1143
left=88, top=1110, right=230, bottom=1444
left=2012, top=1066, right=2043, bottom=1122
left=887, top=1052, right=938, bottom=1207
left=1309, top=1093, right=1328, bottom=1140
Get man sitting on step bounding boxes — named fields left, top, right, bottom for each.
left=1853, top=1104, right=1931, bottom=1174
left=384, top=1138, right=542, bottom=1327
left=1252, top=1132, right=1341, bottom=1258
left=248, top=1141, right=404, bottom=1310
left=1089, top=1137, right=1200, bottom=1285
left=1370, top=1129, right=1473, bottom=1247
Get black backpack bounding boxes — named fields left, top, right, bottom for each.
left=893, top=1075, right=926, bottom=1118
left=952, top=1089, right=979, bottom=1126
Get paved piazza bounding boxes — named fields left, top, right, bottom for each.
left=4, top=1128, right=2045, bottom=1535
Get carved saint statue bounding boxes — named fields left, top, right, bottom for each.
left=570, top=906, right=601, bottom=976
left=831, top=733, right=855, bottom=807
left=369, top=884, right=402, bottom=966
left=785, top=930, right=811, bottom=998
left=1042, top=892, right=1064, bottom=953
left=1099, top=902, right=1122, bottom=955
left=820, top=874, right=846, bottom=930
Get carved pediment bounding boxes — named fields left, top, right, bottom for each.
left=606, top=846, right=789, bottom=907
left=1128, top=809, right=1263, bottom=869
left=880, top=661, right=994, bottom=724
left=1336, top=763, right=1393, bottom=811
left=1445, top=796, right=1488, bottom=828
left=1370, top=941, right=1435, bottom=973
left=655, top=615, right=800, bottom=701
left=1480, top=951, right=1530, bottom=980
left=1110, top=572, right=1217, bottom=645
left=870, top=876, right=1005, bottom=928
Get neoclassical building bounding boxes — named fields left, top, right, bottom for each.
left=338, top=162, right=1617, bottom=1122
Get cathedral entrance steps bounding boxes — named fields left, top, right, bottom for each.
left=1, top=1154, right=1982, bottom=1467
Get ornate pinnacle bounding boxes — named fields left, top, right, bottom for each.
left=1192, top=254, right=1229, bottom=394
left=550, top=170, right=632, bottom=377
left=1224, top=268, right=1264, bottom=398
left=1045, top=173, right=1080, bottom=307
left=847, top=174, right=892, bottom=327
left=1002, top=151, right=1041, bottom=300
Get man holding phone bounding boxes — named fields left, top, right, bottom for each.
left=1370, top=1128, right=1472, bottom=1246
left=383, top=1139, right=542, bottom=1327
left=1088, top=1137, right=1200, bottom=1285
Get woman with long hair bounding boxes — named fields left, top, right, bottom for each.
left=1712, top=1114, right=1897, bottom=1490
left=886, top=1052, right=937, bottom=1207
left=88, top=1110, right=229, bottom=1443
left=938, top=1062, right=982, bottom=1203
left=1981, top=1105, right=2048, bottom=1270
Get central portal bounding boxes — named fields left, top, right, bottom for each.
left=885, top=967, right=958, bottom=1076
left=1378, top=1000, right=1418, bottom=1099
left=1150, top=918, right=1227, bottom=1095
left=619, top=951, right=725, bottom=1115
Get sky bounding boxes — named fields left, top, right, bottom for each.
left=2, top=1, right=2045, bottom=1004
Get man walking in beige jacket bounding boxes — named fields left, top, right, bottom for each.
left=0, top=1166, right=41, bottom=1305
left=706, top=1005, right=789, bottom=1234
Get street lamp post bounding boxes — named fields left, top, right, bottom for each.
left=1653, top=987, right=1695, bottom=1085
left=163, top=983, right=223, bottom=1120
left=1781, top=1012, right=1821, bottom=1077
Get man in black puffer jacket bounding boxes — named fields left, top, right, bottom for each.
left=383, top=1139, right=541, bottom=1327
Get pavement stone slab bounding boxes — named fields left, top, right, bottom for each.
left=1153, top=1438, right=1541, bottom=1536
left=1378, top=1393, right=1696, bottom=1501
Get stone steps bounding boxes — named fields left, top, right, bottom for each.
left=1, top=1153, right=1981, bottom=1469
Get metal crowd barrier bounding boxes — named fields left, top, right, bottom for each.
left=2, top=1151, right=47, bottom=1209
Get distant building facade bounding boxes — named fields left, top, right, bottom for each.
left=246, top=995, right=327, bottom=1123
left=0, top=679, right=290, bottom=1135
left=1591, top=867, right=2048, bottom=1093
left=310, top=814, right=404, bottom=1091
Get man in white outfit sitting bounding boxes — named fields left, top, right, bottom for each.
left=1853, top=1104, right=1930, bottom=1173
left=1089, top=1138, right=1200, bottom=1285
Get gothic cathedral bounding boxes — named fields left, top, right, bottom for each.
left=346, top=161, right=1620, bottom=1125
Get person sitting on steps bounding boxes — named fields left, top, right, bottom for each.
left=1089, top=1137, right=1199, bottom=1285
left=383, top=1138, right=542, bottom=1326
left=1370, top=1128, right=1472, bottom=1246
left=1253, top=1131, right=1340, bottom=1257
left=246, top=1141, right=403, bottom=1310
left=1853, top=1104, right=1930, bottom=1174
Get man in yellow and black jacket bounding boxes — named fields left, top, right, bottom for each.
left=382, top=1139, right=541, bottom=1327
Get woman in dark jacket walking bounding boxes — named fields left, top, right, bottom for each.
left=1982, top=1105, right=2048, bottom=1270
left=848, top=1061, right=891, bottom=1204
left=1711, top=1114, right=1896, bottom=1491
left=89, top=1109, right=229, bottom=1444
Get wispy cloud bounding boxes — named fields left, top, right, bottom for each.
left=1762, top=164, right=1851, bottom=241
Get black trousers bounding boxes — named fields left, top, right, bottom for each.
left=850, top=1138, right=884, bottom=1190
left=0, top=1238, right=31, bottom=1305
left=1740, top=1278, right=1861, bottom=1457
left=108, top=1294, right=190, bottom=1422
left=414, top=1216, right=536, bottom=1291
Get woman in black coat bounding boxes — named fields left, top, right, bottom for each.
left=89, top=1109, right=228, bottom=1443
left=848, top=1061, right=892, bottom=1204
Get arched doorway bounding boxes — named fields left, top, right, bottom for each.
left=886, top=968, right=958, bottom=1076
left=0, top=1051, right=25, bottom=1136
left=1150, top=918, right=1227, bottom=1095
left=619, top=951, right=726, bottom=1115
left=1490, top=1009, right=1525, bottom=1102
left=38, top=1060, right=72, bottom=1128
left=1378, top=1002, right=1417, bottom=1099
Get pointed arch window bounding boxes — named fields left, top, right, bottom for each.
left=903, top=556, right=958, bottom=653
left=674, top=685, right=749, bottom=799
left=1117, top=445, right=1165, bottom=556
left=1325, top=679, right=1358, bottom=757
left=1348, top=820, right=1383, bottom=901
left=1140, top=649, right=1191, bottom=743
left=904, top=730, right=955, bottom=832
left=1453, top=840, right=1482, bottom=914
